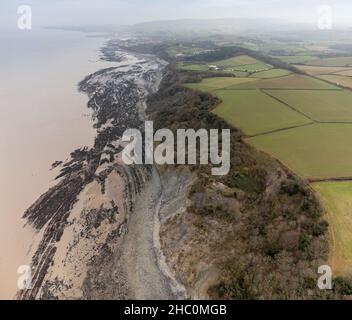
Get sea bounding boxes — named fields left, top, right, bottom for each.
left=0, top=28, right=116, bottom=299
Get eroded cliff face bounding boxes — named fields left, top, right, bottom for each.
left=147, top=67, right=336, bottom=300
left=17, top=41, right=180, bottom=300
left=81, top=165, right=188, bottom=300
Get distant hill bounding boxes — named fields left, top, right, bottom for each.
left=129, top=18, right=310, bottom=36
left=47, top=18, right=311, bottom=38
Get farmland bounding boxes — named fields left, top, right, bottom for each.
left=184, top=77, right=257, bottom=92
left=249, top=124, right=352, bottom=180
left=275, top=55, right=316, bottom=64
left=265, top=90, right=352, bottom=122
left=313, top=182, right=352, bottom=276
left=226, top=74, right=338, bottom=90
left=293, top=63, right=352, bottom=89
left=249, top=68, right=292, bottom=79
left=182, top=50, right=352, bottom=275
left=318, top=75, right=352, bottom=90
left=335, top=69, right=352, bottom=77
left=212, top=90, right=310, bottom=136
left=308, top=56, right=352, bottom=67
left=177, top=62, right=211, bottom=72
left=289, top=56, right=352, bottom=90
left=176, top=54, right=273, bottom=75
left=215, top=55, right=261, bottom=66
left=294, top=65, right=352, bottom=76
left=224, top=63, right=271, bottom=72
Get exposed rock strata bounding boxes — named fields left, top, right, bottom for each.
left=18, top=42, right=177, bottom=299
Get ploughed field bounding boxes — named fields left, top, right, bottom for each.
left=307, top=56, right=352, bottom=67
left=293, top=57, right=352, bottom=90
left=181, top=53, right=352, bottom=275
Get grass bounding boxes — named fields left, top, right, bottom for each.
left=215, top=55, right=261, bottom=67
left=224, top=63, right=271, bottom=73
left=308, top=56, right=352, bottom=67
left=177, top=62, right=210, bottom=72
left=177, top=62, right=238, bottom=74
left=226, top=74, right=338, bottom=90
left=265, top=90, right=352, bottom=122
left=177, top=55, right=273, bottom=77
left=212, top=90, right=311, bottom=136
left=232, top=71, right=250, bottom=77
left=184, top=77, right=258, bottom=92
left=313, top=182, right=352, bottom=276
left=318, top=75, right=352, bottom=89
left=250, top=68, right=292, bottom=79
left=249, top=124, right=352, bottom=180
left=177, top=55, right=271, bottom=74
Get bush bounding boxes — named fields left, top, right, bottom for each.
left=334, top=277, right=352, bottom=295
left=280, top=181, right=305, bottom=196
left=299, top=233, right=311, bottom=251
left=264, top=241, right=282, bottom=258
left=312, top=221, right=329, bottom=237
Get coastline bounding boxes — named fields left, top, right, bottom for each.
left=0, top=30, right=117, bottom=299
left=17, top=39, right=176, bottom=299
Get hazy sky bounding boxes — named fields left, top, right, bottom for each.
left=1, top=0, right=352, bottom=29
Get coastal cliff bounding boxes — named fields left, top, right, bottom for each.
left=18, top=38, right=351, bottom=300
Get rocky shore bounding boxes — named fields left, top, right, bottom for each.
left=17, top=39, right=182, bottom=299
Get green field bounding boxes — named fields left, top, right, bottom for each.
left=232, top=71, right=250, bottom=77
left=212, top=90, right=311, bottom=136
left=308, top=56, right=352, bottom=67
left=265, top=90, right=352, bottom=122
left=184, top=77, right=258, bottom=92
left=177, top=55, right=271, bottom=74
left=225, top=63, right=271, bottom=73
left=180, top=50, right=352, bottom=276
left=313, top=182, right=352, bottom=275
left=226, top=74, right=338, bottom=90
left=177, top=62, right=210, bottom=72
left=249, top=124, right=352, bottom=179
left=250, top=68, right=292, bottom=79
left=215, top=55, right=261, bottom=67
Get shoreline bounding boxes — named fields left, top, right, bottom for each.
left=17, top=40, right=174, bottom=299
left=0, top=30, right=117, bottom=299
